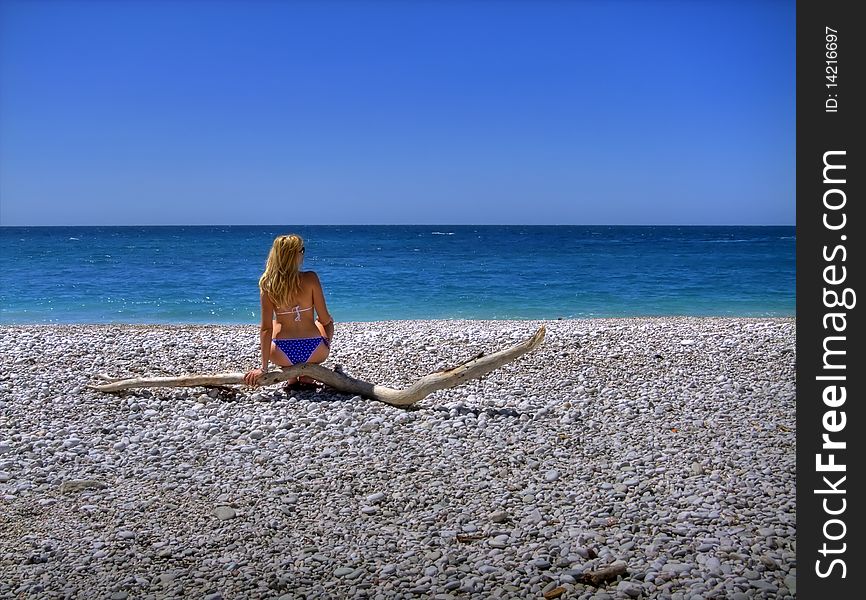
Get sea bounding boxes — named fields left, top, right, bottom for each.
left=0, top=225, right=795, bottom=324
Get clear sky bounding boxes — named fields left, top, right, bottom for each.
left=0, top=0, right=794, bottom=226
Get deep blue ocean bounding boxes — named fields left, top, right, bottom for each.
left=0, top=226, right=794, bottom=324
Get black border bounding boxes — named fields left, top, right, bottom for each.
left=796, top=1, right=863, bottom=597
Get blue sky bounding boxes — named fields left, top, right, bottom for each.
left=0, top=0, right=794, bottom=226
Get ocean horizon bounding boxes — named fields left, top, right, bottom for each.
left=0, top=225, right=795, bottom=324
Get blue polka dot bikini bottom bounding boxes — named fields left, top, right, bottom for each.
left=273, top=336, right=330, bottom=364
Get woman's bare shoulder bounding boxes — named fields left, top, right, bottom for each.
left=300, top=271, right=323, bottom=290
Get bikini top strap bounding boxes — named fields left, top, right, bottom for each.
left=275, top=305, right=313, bottom=314
left=276, top=305, right=314, bottom=321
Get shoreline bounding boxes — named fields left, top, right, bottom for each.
left=0, top=314, right=795, bottom=327
left=1, top=317, right=796, bottom=598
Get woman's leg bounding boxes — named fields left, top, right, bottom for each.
left=270, top=320, right=302, bottom=385
left=271, top=342, right=299, bottom=386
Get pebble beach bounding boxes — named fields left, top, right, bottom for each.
left=0, top=317, right=796, bottom=599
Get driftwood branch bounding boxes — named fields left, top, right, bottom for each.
left=88, top=326, right=546, bottom=407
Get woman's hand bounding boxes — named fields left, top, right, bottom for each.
left=244, top=368, right=265, bottom=386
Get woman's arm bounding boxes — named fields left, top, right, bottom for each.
left=260, top=291, right=275, bottom=369
left=311, top=271, right=334, bottom=341
left=244, top=290, right=274, bottom=385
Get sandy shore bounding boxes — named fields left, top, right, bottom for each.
left=0, top=318, right=795, bottom=599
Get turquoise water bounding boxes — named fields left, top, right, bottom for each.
left=0, top=225, right=794, bottom=324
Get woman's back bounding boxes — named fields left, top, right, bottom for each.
left=272, top=272, right=322, bottom=339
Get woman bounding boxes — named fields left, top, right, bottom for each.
left=244, top=234, right=334, bottom=388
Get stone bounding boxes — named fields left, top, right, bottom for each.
left=60, top=479, right=108, bottom=494
left=616, top=581, right=642, bottom=598
left=490, top=510, right=508, bottom=523
left=531, top=558, right=551, bottom=570
left=751, top=580, right=778, bottom=593
left=662, top=563, right=692, bottom=574
left=366, top=492, right=385, bottom=504
left=214, top=506, right=237, bottom=520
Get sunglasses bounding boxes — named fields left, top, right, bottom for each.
left=300, top=247, right=306, bottom=254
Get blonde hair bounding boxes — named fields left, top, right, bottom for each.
left=259, top=234, right=304, bottom=309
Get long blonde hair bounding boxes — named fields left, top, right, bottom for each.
left=259, top=234, right=304, bottom=309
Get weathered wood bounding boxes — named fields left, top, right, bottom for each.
left=578, top=560, right=628, bottom=586
left=88, top=326, right=546, bottom=407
